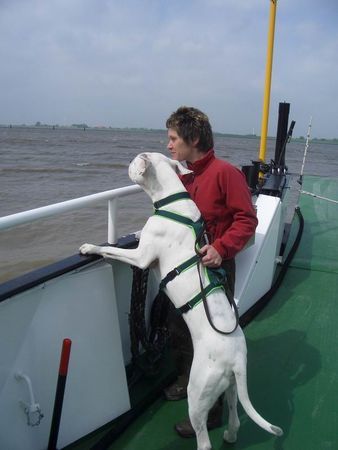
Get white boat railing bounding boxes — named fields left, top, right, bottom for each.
left=0, top=185, right=143, bottom=244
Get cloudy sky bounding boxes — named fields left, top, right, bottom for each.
left=1, top=0, right=337, bottom=138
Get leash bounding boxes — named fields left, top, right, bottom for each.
left=193, top=231, right=240, bottom=335
left=154, top=191, right=239, bottom=335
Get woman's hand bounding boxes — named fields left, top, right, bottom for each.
left=199, top=245, right=222, bottom=268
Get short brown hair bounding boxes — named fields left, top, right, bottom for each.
left=166, top=106, right=214, bottom=152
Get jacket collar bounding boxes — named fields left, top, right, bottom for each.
left=186, top=149, right=215, bottom=175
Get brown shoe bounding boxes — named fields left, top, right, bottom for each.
left=164, top=381, right=187, bottom=401
left=175, top=415, right=223, bottom=438
left=175, top=398, right=223, bottom=438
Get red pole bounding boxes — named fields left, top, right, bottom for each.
left=47, top=338, right=72, bottom=450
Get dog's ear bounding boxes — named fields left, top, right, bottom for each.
left=169, top=159, right=193, bottom=176
left=137, top=153, right=151, bottom=175
left=129, top=153, right=152, bottom=184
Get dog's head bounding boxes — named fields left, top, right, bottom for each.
left=129, top=152, right=192, bottom=185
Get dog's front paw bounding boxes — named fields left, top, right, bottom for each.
left=79, top=243, right=98, bottom=255
left=134, top=230, right=142, bottom=240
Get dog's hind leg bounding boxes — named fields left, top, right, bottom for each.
left=223, top=377, right=240, bottom=443
left=187, top=359, right=225, bottom=450
left=188, top=394, right=212, bottom=450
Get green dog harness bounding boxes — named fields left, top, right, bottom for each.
left=153, top=192, right=227, bottom=315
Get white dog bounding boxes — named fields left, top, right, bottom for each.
left=80, top=152, right=283, bottom=450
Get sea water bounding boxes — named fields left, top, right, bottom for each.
left=1, top=126, right=337, bottom=282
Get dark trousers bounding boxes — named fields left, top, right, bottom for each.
left=168, top=258, right=236, bottom=385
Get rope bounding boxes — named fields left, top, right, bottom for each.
left=129, top=266, right=170, bottom=376
left=300, top=190, right=338, bottom=204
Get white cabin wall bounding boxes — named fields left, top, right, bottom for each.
left=235, top=195, right=283, bottom=315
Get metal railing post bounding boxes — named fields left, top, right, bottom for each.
left=108, top=199, right=118, bottom=244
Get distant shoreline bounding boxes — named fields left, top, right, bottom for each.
left=0, top=123, right=337, bottom=144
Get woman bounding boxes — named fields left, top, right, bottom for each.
left=165, top=106, right=258, bottom=437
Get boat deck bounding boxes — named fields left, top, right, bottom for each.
left=72, top=176, right=338, bottom=450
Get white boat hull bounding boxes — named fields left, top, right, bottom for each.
left=0, top=262, right=130, bottom=449
left=0, top=192, right=287, bottom=449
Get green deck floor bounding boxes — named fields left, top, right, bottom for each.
left=107, top=176, right=338, bottom=450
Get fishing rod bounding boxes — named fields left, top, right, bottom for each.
left=296, top=117, right=337, bottom=204
left=298, top=116, right=312, bottom=185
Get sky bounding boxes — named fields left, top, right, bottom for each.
left=1, top=0, right=337, bottom=138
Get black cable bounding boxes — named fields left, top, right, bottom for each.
left=240, top=206, right=304, bottom=327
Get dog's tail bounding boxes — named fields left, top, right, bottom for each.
left=234, top=363, right=283, bottom=437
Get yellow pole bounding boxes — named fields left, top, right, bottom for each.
left=259, top=0, right=278, bottom=162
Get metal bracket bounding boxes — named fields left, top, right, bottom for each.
left=14, top=372, right=44, bottom=427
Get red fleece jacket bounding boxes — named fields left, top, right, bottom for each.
left=181, top=149, right=258, bottom=260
